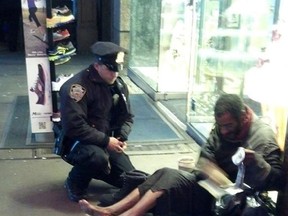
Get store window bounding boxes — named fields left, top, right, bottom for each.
left=128, top=0, right=193, bottom=95
left=187, top=0, right=280, bottom=144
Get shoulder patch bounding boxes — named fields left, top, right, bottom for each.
left=70, top=84, right=86, bottom=102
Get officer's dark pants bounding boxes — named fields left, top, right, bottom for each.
left=66, top=144, right=135, bottom=190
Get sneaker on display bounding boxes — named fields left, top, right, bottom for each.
left=49, top=41, right=76, bottom=56
left=52, top=5, right=71, bottom=15
left=52, top=112, right=61, bottom=123
left=54, top=56, right=72, bottom=65
left=49, top=46, right=66, bottom=56
left=49, top=52, right=76, bottom=62
left=52, top=73, right=74, bottom=91
left=46, top=11, right=75, bottom=28
left=53, top=29, right=70, bottom=42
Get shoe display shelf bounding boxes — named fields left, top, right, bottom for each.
left=46, top=0, right=77, bottom=120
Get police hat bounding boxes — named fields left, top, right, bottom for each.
left=91, top=41, right=128, bottom=72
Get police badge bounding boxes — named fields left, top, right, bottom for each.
left=70, top=84, right=86, bottom=102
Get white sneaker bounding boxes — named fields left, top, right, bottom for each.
left=52, top=74, right=74, bottom=91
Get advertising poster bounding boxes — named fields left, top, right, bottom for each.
left=26, top=58, right=52, bottom=133
left=21, top=0, right=53, bottom=133
left=21, top=0, right=48, bottom=57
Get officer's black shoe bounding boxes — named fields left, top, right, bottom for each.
left=64, top=177, right=87, bottom=202
left=99, top=169, right=149, bottom=206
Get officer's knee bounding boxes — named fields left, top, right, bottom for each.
left=88, top=150, right=110, bottom=171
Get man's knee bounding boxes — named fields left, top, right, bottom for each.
left=157, top=167, right=175, bottom=173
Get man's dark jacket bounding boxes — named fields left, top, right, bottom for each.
left=59, top=64, right=134, bottom=149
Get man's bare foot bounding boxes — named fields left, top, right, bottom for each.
left=79, top=199, right=114, bottom=216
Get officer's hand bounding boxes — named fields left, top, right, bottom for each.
left=107, top=137, right=125, bottom=153
left=120, top=141, right=127, bottom=150
left=117, top=137, right=127, bottom=150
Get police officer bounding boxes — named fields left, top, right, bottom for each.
left=59, top=41, right=136, bottom=202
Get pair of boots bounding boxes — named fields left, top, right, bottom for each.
left=99, top=169, right=150, bottom=206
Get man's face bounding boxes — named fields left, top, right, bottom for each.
left=97, top=64, right=118, bottom=84
left=215, top=112, right=241, bottom=140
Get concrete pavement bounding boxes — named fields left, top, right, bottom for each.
left=0, top=152, right=201, bottom=216
left=0, top=45, right=201, bottom=215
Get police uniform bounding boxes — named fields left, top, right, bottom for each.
left=59, top=41, right=135, bottom=202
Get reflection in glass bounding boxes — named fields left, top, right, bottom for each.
left=187, top=0, right=278, bottom=143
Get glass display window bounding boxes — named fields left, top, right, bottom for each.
left=187, top=0, right=280, bottom=144
left=128, top=0, right=194, bottom=97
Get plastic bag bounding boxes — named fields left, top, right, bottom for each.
left=214, top=190, right=276, bottom=216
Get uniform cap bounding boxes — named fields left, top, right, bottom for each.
left=90, top=41, right=128, bottom=72
left=91, top=41, right=127, bottom=56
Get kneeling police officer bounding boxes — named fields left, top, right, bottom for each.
left=58, top=41, right=138, bottom=202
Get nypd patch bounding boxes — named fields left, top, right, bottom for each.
left=70, top=84, right=86, bottom=102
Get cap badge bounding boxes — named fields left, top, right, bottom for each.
left=116, top=52, right=125, bottom=64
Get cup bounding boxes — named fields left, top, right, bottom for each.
left=178, top=156, right=195, bottom=173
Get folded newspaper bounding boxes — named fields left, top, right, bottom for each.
left=195, top=158, right=243, bottom=199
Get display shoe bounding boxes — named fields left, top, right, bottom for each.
left=53, top=29, right=70, bottom=42
left=52, top=111, right=61, bottom=122
left=52, top=5, right=71, bottom=15
left=64, top=177, right=87, bottom=202
left=30, top=64, right=45, bottom=105
left=99, top=170, right=149, bottom=206
left=54, top=55, right=71, bottom=66
left=46, top=11, right=75, bottom=28
left=52, top=73, right=74, bottom=91
left=49, top=52, right=76, bottom=62
left=49, top=41, right=76, bottom=56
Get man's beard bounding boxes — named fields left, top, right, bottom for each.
left=223, top=125, right=242, bottom=141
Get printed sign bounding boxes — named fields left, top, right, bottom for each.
left=26, top=58, right=53, bottom=133
left=22, top=0, right=53, bottom=133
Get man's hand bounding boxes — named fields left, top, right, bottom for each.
left=232, top=147, right=256, bottom=166
left=107, top=137, right=126, bottom=153
left=243, top=148, right=256, bottom=165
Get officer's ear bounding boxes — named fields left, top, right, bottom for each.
left=94, top=62, right=102, bottom=70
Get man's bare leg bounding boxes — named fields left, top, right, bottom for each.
left=79, top=188, right=141, bottom=216
left=119, top=190, right=165, bottom=216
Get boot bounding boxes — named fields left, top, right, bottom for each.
left=99, top=169, right=150, bottom=206
left=64, top=177, right=88, bottom=202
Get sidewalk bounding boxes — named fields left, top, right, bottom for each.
left=0, top=152, right=201, bottom=216
left=0, top=46, right=200, bottom=216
